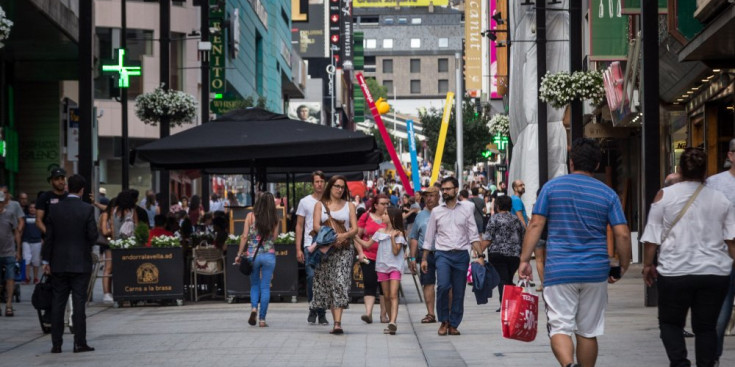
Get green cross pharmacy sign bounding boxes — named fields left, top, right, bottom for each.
left=102, top=48, right=142, bottom=89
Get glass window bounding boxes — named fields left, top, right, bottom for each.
left=383, top=59, right=393, bottom=73
left=398, top=17, right=408, bottom=24
left=438, top=58, right=448, bottom=73
left=410, top=59, right=421, bottom=73
left=410, top=80, right=421, bottom=94
left=438, top=38, right=449, bottom=48
left=410, top=38, right=421, bottom=48
left=411, top=18, right=422, bottom=25
left=384, top=17, right=394, bottom=25
left=383, top=39, right=393, bottom=48
left=438, top=79, right=449, bottom=94
left=365, top=39, right=377, bottom=49
left=383, top=80, right=393, bottom=93
left=170, top=32, right=184, bottom=91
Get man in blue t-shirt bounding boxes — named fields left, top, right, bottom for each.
left=511, top=180, right=528, bottom=228
left=518, top=138, right=631, bottom=367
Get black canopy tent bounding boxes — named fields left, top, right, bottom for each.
left=135, top=108, right=380, bottom=206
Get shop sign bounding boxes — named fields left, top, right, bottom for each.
left=247, top=0, right=268, bottom=28
left=590, top=0, right=629, bottom=61
left=112, top=247, right=184, bottom=301
left=464, top=0, right=483, bottom=94
left=210, top=1, right=226, bottom=95
left=67, top=108, right=79, bottom=162
left=225, top=244, right=298, bottom=299
left=211, top=95, right=244, bottom=115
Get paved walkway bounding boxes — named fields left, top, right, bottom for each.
left=1, top=262, right=734, bottom=366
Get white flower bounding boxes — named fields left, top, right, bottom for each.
left=135, top=84, right=198, bottom=126
left=0, top=6, right=14, bottom=43
left=225, top=235, right=241, bottom=245
left=487, top=114, right=510, bottom=137
left=151, top=235, right=181, bottom=248
left=109, top=238, right=137, bottom=249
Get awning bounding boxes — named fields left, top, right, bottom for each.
left=679, top=4, right=735, bottom=68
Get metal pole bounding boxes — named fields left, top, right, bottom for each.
left=200, top=0, right=210, bottom=211
left=536, top=3, right=548, bottom=187
left=569, top=0, right=583, bottom=141
left=159, top=0, right=171, bottom=214
left=121, top=0, right=130, bottom=190
left=455, top=52, right=464, bottom=189
left=641, top=0, right=660, bottom=307
left=79, top=0, right=94, bottom=201
left=330, top=46, right=336, bottom=128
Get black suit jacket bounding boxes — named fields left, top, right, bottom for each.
left=42, top=196, right=98, bottom=273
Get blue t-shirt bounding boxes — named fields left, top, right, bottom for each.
left=533, top=174, right=627, bottom=286
left=409, top=209, right=432, bottom=250
left=390, top=195, right=399, bottom=206
left=511, top=195, right=528, bottom=224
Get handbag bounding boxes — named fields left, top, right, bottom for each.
left=239, top=241, right=262, bottom=276
left=501, top=280, right=538, bottom=342
left=32, top=274, right=53, bottom=311
left=321, top=203, right=349, bottom=250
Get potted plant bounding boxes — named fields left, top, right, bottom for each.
left=134, top=84, right=198, bottom=127
left=274, top=231, right=296, bottom=245
left=0, top=6, right=13, bottom=47
left=109, top=238, right=137, bottom=249
left=539, top=70, right=604, bottom=109
left=487, top=114, right=510, bottom=137
left=151, top=235, right=181, bottom=248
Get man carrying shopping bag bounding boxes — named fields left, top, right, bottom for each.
left=518, top=138, right=631, bottom=367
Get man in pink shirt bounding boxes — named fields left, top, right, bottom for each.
left=421, top=177, right=483, bottom=336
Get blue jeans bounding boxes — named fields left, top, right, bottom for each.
left=435, top=250, right=470, bottom=328
left=716, top=269, right=735, bottom=358
left=250, top=253, right=276, bottom=320
left=304, top=250, right=325, bottom=316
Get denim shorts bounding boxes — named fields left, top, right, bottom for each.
left=1, top=256, right=17, bottom=281
left=419, top=250, right=436, bottom=285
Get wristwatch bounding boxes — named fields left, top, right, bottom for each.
left=477, top=254, right=486, bottom=259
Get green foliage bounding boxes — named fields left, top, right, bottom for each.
left=365, top=77, right=388, bottom=101
left=134, top=223, right=150, bottom=247
left=418, top=97, right=493, bottom=169
left=369, top=127, right=407, bottom=163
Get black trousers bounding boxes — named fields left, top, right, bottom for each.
left=489, top=253, right=519, bottom=302
left=51, top=272, right=91, bottom=347
left=361, top=260, right=381, bottom=298
left=657, top=274, right=729, bottom=367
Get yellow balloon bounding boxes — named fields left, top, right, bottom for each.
left=376, top=97, right=390, bottom=115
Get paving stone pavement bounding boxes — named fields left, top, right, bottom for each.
left=1, top=262, right=734, bottom=366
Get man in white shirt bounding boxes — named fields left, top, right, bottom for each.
left=421, top=177, right=483, bottom=336
left=710, top=138, right=735, bottom=365
left=295, top=171, right=328, bottom=325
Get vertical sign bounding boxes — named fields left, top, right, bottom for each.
left=407, top=119, right=421, bottom=192
left=209, top=0, right=225, bottom=96
left=590, top=0, right=629, bottom=61
left=67, top=108, right=80, bottom=162
left=430, top=93, right=455, bottom=186
left=328, top=0, right=340, bottom=65
left=489, top=0, right=499, bottom=99
left=357, top=73, right=414, bottom=196
left=464, top=0, right=482, bottom=96
left=340, top=0, right=352, bottom=68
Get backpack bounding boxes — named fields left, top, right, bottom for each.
left=119, top=211, right=135, bottom=239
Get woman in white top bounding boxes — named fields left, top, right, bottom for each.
left=311, top=175, right=358, bottom=335
left=641, top=147, right=735, bottom=367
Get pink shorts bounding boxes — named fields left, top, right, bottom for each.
left=377, top=270, right=402, bottom=282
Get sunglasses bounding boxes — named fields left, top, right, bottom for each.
left=332, top=184, right=345, bottom=190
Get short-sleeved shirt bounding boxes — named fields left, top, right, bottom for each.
left=707, top=171, right=735, bottom=205
left=373, top=231, right=407, bottom=274
left=409, top=209, right=432, bottom=250
left=483, top=212, right=525, bottom=257
left=35, top=191, right=68, bottom=226
left=0, top=210, right=17, bottom=257
left=511, top=195, right=528, bottom=224
left=534, top=174, right=627, bottom=286
left=246, top=221, right=275, bottom=256
left=296, top=194, right=319, bottom=248
left=358, top=212, right=386, bottom=260
left=22, top=215, right=42, bottom=243
left=6, top=201, right=25, bottom=224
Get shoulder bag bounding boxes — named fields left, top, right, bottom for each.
left=661, top=184, right=704, bottom=243
left=239, top=220, right=264, bottom=276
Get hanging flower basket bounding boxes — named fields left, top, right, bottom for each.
left=134, top=85, right=198, bottom=127
left=487, top=114, right=510, bottom=137
left=0, top=6, right=14, bottom=46
left=539, top=71, right=604, bottom=109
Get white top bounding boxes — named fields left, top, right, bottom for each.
left=296, top=194, right=319, bottom=248
left=321, top=201, right=351, bottom=231
left=373, top=231, right=406, bottom=274
left=422, top=200, right=481, bottom=252
left=641, top=181, right=735, bottom=276
left=209, top=199, right=226, bottom=212
left=707, top=170, right=735, bottom=205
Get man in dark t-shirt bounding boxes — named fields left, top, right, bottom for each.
left=36, top=168, right=69, bottom=236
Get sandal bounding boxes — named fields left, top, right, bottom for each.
left=259, top=320, right=268, bottom=328
left=388, top=323, right=397, bottom=335
left=380, top=315, right=389, bottom=324
left=361, top=314, right=373, bottom=324
left=5, top=307, right=14, bottom=317
left=330, top=321, right=344, bottom=335
left=248, top=310, right=257, bottom=326
left=421, top=314, right=436, bottom=324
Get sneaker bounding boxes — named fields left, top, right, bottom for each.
left=318, top=314, right=329, bottom=325
left=103, top=293, right=114, bottom=304
left=307, top=310, right=317, bottom=324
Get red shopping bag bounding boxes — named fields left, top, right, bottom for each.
left=501, top=282, right=538, bottom=342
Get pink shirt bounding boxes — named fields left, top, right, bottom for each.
left=422, top=201, right=481, bottom=252
left=358, top=212, right=386, bottom=260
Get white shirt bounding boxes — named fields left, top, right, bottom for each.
left=373, top=231, right=406, bottom=273
left=296, top=194, right=319, bottom=248
left=707, top=170, right=735, bottom=205
left=422, top=200, right=481, bottom=252
left=641, top=181, right=735, bottom=276
left=210, top=199, right=226, bottom=212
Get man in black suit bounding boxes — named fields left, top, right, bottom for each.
left=42, top=174, right=98, bottom=354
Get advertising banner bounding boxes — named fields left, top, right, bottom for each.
left=353, top=0, right=448, bottom=7
left=430, top=92, right=455, bottom=186
left=287, top=102, right=322, bottom=124
left=464, top=0, right=483, bottom=94
left=589, top=0, right=629, bottom=61
left=225, top=244, right=298, bottom=299
left=406, top=119, right=421, bottom=191
left=112, top=247, right=184, bottom=301
left=291, top=3, right=326, bottom=58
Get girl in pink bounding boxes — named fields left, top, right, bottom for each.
left=354, top=207, right=406, bottom=335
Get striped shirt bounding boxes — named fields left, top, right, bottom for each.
left=534, top=174, right=627, bottom=286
